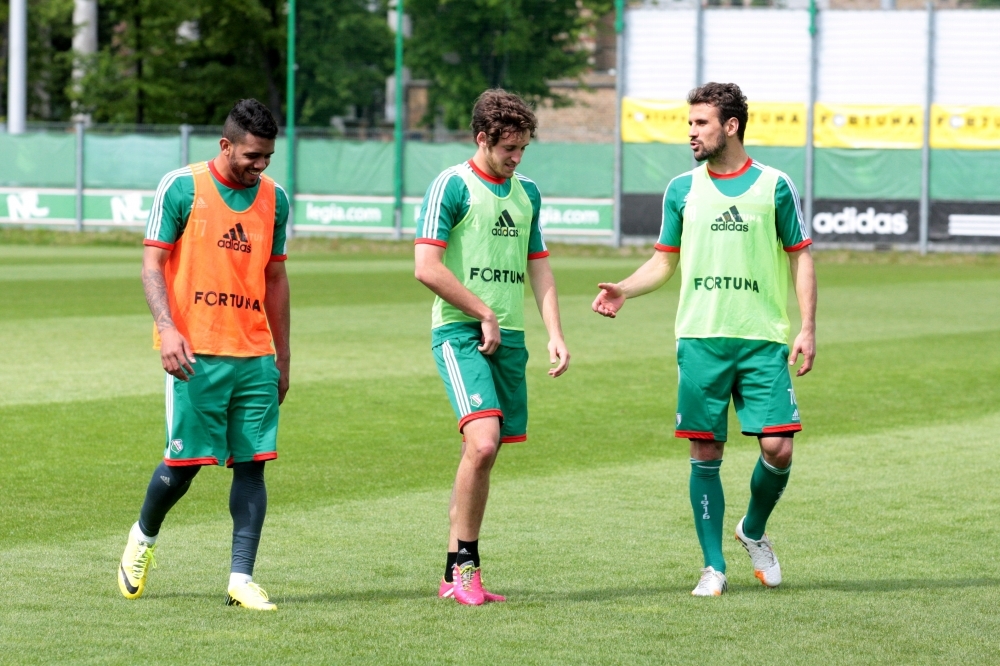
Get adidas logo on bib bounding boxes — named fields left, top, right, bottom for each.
left=218, top=223, right=252, bottom=253
left=712, top=205, right=749, bottom=232
left=492, top=210, right=519, bottom=237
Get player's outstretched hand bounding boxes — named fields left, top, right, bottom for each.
left=160, top=328, right=196, bottom=381
left=548, top=337, right=570, bottom=377
left=592, top=282, right=626, bottom=318
left=478, top=313, right=501, bottom=356
left=789, top=329, right=816, bottom=376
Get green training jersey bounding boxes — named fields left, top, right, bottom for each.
left=656, top=158, right=811, bottom=344
left=144, top=161, right=289, bottom=259
left=416, top=160, right=549, bottom=348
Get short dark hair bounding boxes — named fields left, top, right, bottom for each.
left=687, top=83, right=749, bottom=142
left=470, top=89, right=537, bottom=146
left=223, top=99, right=279, bottom=143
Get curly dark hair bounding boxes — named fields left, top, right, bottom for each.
left=470, top=89, right=537, bottom=146
left=687, top=82, right=749, bottom=143
left=223, top=99, right=279, bottom=144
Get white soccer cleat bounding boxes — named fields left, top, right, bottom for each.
left=691, top=566, right=728, bottom=596
left=735, top=517, right=782, bottom=588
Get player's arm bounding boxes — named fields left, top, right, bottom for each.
left=591, top=250, right=680, bottom=318
left=775, top=173, right=816, bottom=376
left=788, top=247, right=816, bottom=376
left=141, top=246, right=195, bottom=380
left=593, top=176, right=685, bottom=318
left=264, top=260, right=291, bottom=404
left=414, top=244, right=500, bottom=355
left=527, top=257, right=569, bottom=377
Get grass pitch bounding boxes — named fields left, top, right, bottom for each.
left=1, top=240, right=999, bottom=664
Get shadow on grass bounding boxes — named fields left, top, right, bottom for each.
left=788, top=577, right=1000, bottom=593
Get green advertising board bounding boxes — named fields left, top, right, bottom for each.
left=0, top=188, right=155, bottom=227
left=2, top=187, right=613, bottom=239
left=293, top=195, right=613, bottom=237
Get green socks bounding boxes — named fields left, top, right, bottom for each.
left=743, top=456, right=791, bottom=540
left=689, top=458, right=726, bottom=573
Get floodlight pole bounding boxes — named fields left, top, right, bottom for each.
left=392, top=0, right=405, bottom=241
left=919, top=1, right=934, bottom=256
left=612, top=0, right=624, bottom=248
left=7, top=0, right=27, bottom=134
left=286, top=0, right=297, bottom=238
left=804, top=0, right=818, bottom=238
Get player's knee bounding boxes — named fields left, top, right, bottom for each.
left=761, top=437, right=793, bottom=468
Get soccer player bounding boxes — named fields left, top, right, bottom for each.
left=414, top=89, right=570, bottom=606
left=592, top=83, right=816, bottom=596
left=117, top=99, right=291, bottom=611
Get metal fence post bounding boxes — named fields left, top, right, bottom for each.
left=75, top=120, right=85, bottom=232
left=919, top=1, right=935, bottom=256
left=180, top=124, right=191, bottom=167
left=804, top=0, right=818, bottom=238
left=612, top=0, right=625, bottom=248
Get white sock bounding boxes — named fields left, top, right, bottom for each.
left=229, top=573, right=252, bottom=588
left=131, top=521, right=156, bottom=545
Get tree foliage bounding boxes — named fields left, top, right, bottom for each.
left=1, top=0, right=392, bottom=125
left=0, top=0, right=76, bottom=122
left=406, top=0, right=612, bottom=129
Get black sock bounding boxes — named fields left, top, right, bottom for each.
left=456, top=539, right=480, bottom=568
left=138, top=462, right=200, bottom=537
left=444, top=551, right=458, bottom=582
left=230, top=461, right=267, bottom=576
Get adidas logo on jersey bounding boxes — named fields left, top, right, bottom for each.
left=492, top=210, right=520, bottom=237
left=711, top=205, right=749, bottom=232
left=218, top=223, right=252, bottom=253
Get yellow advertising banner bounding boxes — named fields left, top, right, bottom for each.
left=930, top=105, right=1000, bottom=150
left=621, top=98, right=689, bottom=144
left=623, top=98, right=807, bottom=146
left=813, top=104, right=923, bottom=149
left=744, top=103, right=807, bottom=147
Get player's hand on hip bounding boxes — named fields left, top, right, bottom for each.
left=592, top=283, right=626, bottom=318
left=789, top=330, right=816, bottom=376
left=275, top=356, right=290, bottom=405
left=159, top=328, right=196, bottom=381
left=478, top=313, right=501, bottom=355
left=548, top=337, right=570, bottom=377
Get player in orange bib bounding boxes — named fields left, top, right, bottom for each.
left=117, top=100, right=291, bottom=611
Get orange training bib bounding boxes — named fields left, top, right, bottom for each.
left=153, top=162, right=277, bottom=356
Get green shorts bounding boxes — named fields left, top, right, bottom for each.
left=163, top=354, right=280, bottom=467
left=675, top=337, right=802, bottom=442
left=432, top=324, right=529, bottom=443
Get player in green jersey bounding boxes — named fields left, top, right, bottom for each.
left=415, top=89, right=570, bottom=605
left=592, top=83, right=817, bottom=596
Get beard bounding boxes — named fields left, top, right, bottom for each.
left=228, top=155, right=261, bottom=187
left=692, top=135, right=727, bottom=163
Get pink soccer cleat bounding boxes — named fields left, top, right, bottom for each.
left=438, top=578, right=454, bottom=599
left=452, top=564, right=485, bottom=606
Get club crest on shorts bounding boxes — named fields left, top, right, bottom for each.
left=169, top=439, right=184, bottom=453
left=676, top=413, right=683, bottom=427
left=469, top=394, right=483, bottom=408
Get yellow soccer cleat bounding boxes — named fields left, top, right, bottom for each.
left=118, top=523, right=157, bottom=599
left=226, top=581, right=277, bottom=611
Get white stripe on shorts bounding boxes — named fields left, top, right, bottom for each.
left=165, top=374, right=174, bottom=443
left=442, top=341, right=471, bottom=415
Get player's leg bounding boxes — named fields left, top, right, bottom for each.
left=119, top=359, right=230, bottom=599
left=676, top=338, right=735, bottom=596
left=432, top=335, right=502, bottom=605
left=224, top=355, right=279, bottom=610
left=733, top=340, right=800, bottom=587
